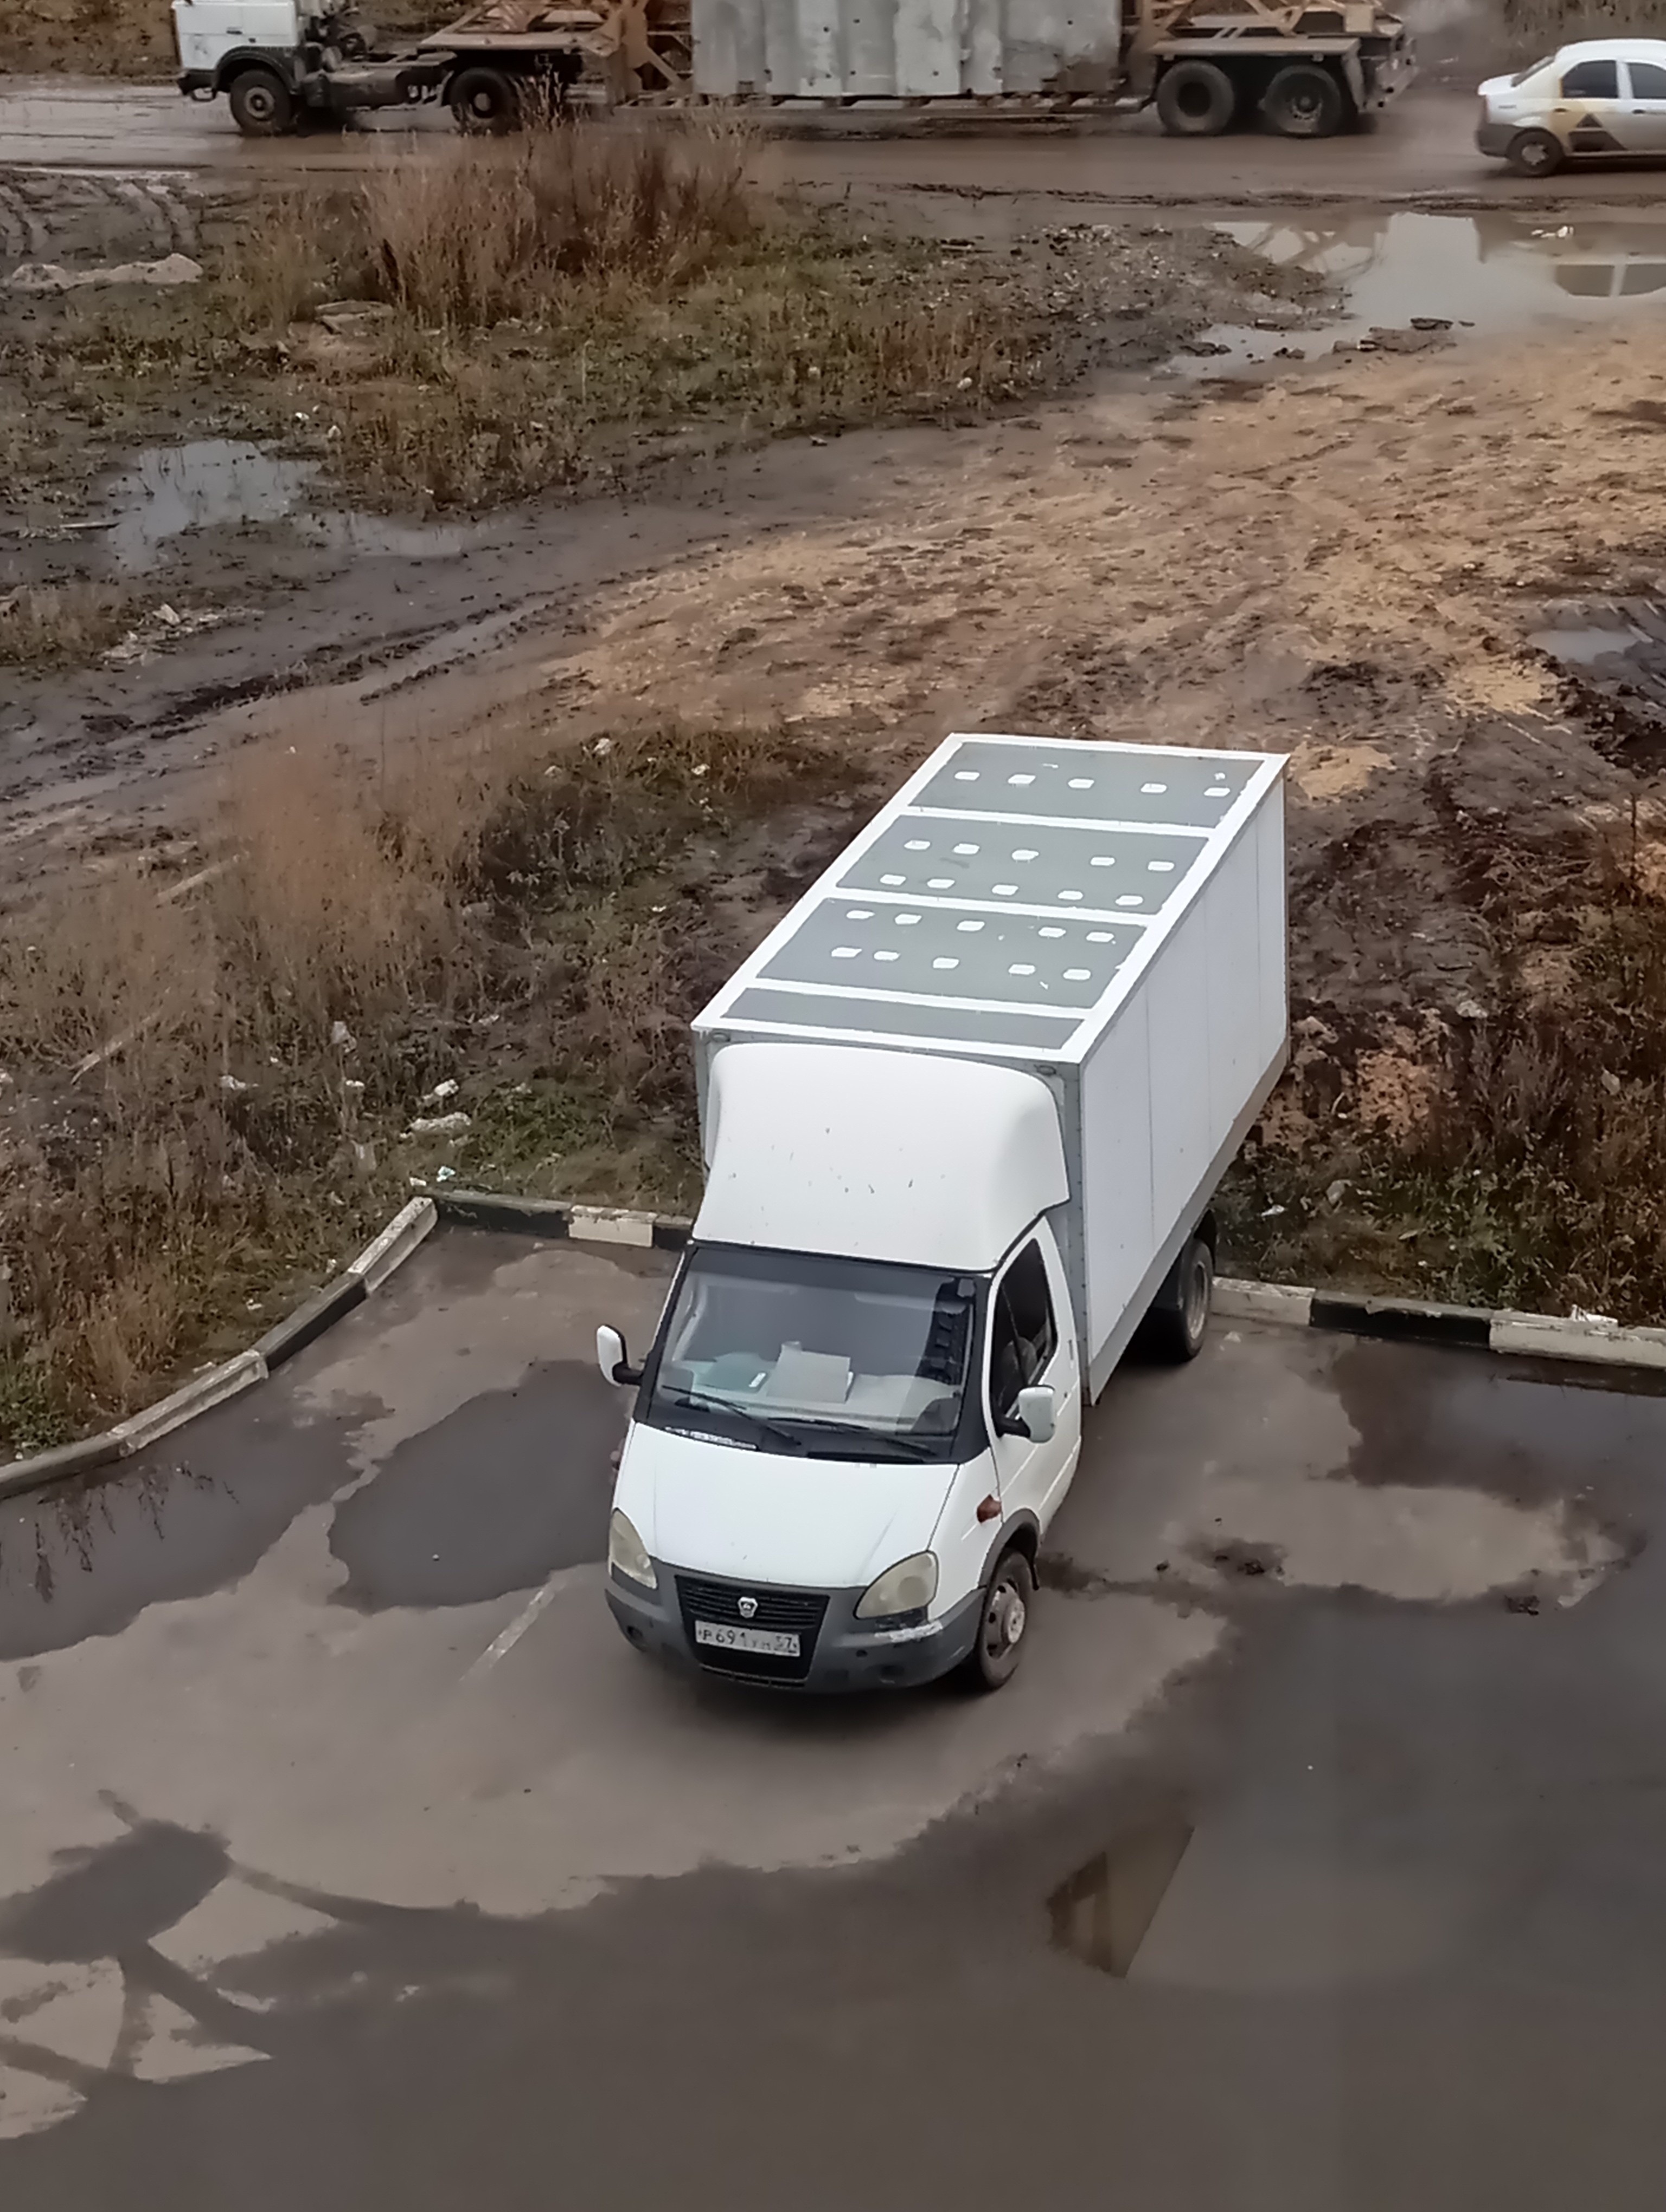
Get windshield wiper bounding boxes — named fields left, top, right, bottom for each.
left=784, top=1417, right=947, bottom=1461
left=663, top=1392, right=810, bottom=1457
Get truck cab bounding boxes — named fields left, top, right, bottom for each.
left=173, top=0, right=450, bottom=133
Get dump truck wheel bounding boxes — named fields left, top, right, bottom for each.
left=227, top=67, right=296, bottom=137
left=448, top=66, right=522, bottom=133
left=1261, top=62, right=1346, bottom=137
left=1506, top=127, right=1564, bottom=177
left=1156, top=59, right=1237, bottom=137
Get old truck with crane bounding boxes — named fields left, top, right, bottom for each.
left=172, top=0, right=1411, bottom=139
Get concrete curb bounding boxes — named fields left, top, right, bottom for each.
left=1219, top=1277, right=1666, bottom=1371
left=7, top=1202, right=1663, bottom=1506
left=253, top=1276, right=368, bottom=1373
left=346, top=1194, right=438, bottom=1292
left=433, top=1189, right=691, bottom=1249
left=0, top=1189, right=686, bottom=1503
left=110, top=1348, right=269, bottom=1458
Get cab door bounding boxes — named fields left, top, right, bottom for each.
left=984, top=1226, right=1081, bottom=1536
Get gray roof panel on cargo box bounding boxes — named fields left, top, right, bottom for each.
left=694, top=734, right=1284, bottom=1065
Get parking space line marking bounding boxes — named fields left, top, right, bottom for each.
left=464, top=1576, right=561, bottom=1681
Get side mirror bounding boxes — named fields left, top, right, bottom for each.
left=597, top=1324, right=642, bottom=1388
left=1014, top=1384, right=1057, bottom=1444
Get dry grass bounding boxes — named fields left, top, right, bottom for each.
left=1221, top=820, right=1666, bottom=1322
left=362, top=125, right=754, bottom=331
left=0, top=713, right=871, bottom=1452
left=1491, top=0, right=1665, bottom=58
left=217, top=194, right=339, bottom=334
left=0, top=582, right=144, bottom=669
left=204, top=121, right=1093, bottom=509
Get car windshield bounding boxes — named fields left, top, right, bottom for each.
left=642, top=1244, right=977, bottom=1462
left=1511, top=52, right=1554, bottom=81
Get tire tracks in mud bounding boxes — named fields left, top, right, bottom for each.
left=0, top=170, right=197, bottom=272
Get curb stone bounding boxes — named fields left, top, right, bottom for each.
left=433, top=1189, right=691, bottom=1248
left=1219, top=1277, right=1666, bottom=1370
left=347, top=1194, right=437, bottom=1292
left=4, top=1206, right=1662, bottom=1504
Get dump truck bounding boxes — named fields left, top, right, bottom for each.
left=173, top=0, right=1412, bottom=137
left=595, top=732, right=1289, bottom=1694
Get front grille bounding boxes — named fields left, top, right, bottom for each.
left=675, top=1574, right=829, bottom=1683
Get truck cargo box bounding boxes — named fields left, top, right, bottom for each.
left=691, top=0, right=1123, bottom=98
left=693, top=731, right=1287, bottom=1397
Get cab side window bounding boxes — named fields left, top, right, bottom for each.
left=988, top=1242, right=1059, bottom=1420
left=1561, top=57, right=1618, bottom=97
left=1629, top=61, right=1666, bottom=96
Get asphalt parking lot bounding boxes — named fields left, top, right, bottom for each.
left=3, top=1227, right=1665, bottom=2208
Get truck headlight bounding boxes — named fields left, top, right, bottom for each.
left=608, top=1510, right=657, bottom=1590
left=856, top=1552, right=938, bottom=1621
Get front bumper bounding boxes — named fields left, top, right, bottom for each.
left=1476, top=118, right=1516, bottom=156
left=607, top=1562, right=984, bottom=1693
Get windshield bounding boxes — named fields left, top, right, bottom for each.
left=640, top=1244, right=977, bottom=1462
left=1510, top=53, right=1554, bottom=81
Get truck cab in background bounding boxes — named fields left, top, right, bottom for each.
left=600, top=734, right=1288, bottom=1696
left=172, top=1, right=451, bottom=132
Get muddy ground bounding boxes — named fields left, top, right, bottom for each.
left=7, top=151, right=1666, bottom=1350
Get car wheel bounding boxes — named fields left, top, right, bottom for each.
left=227, top=67, right=296, bottom=136
left=961, top=1547, right=1034, bottom=1694
left=448, top=65, right=523, bottom=132
left=1261, top=61, right=1347, bottom=137
left=1506, top=127, right=1565, bottom=177
left=1155, top=60, right=1237, bottom=137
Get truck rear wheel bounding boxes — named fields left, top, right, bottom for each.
left=1261, top=62, right=1347, bottom=137
left=1142, top=1233, right=1214, bottom=1364
left=448, top=65, right=523, bottom=133
left=1156, top=60, right=1237, bottom=137
left=227, top=67, right=296, bottom=137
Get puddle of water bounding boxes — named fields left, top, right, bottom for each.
left=1532, top=622, right=1650, bottom=665
left=1181, top=210, right=1666, bottom=376
left=102, top=440, right=470, bottom=573
left=1047, top=1809, right=1193, bottom=1978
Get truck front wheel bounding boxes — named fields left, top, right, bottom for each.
left=227, top=66, right=297, bottom=136
left=448, top=65, right=523, bottom=132
left=1155, top=60, right=1237, bottom=137
left=1261, top=62, right=1347, bottom=137
left=960, top=1547, right=1034, bottom=1694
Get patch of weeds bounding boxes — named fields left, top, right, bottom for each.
left=0, top=581, right=147, bottom=671
left=0, top=714, right=878, bottom=1452
left=1222, top=825, right=1666, bottom=1323
left=0, top=1354, right=72, bottom=1459
left=451, top=1075, right=699, bottom=1214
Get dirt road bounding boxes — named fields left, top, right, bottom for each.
left=7, top=77, right=1666, bottom=204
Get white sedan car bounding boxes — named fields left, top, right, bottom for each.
left=1478, top=38, right=1666, bottom=175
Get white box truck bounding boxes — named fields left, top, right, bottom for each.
left=599, top=732, right=1286, bottom=1693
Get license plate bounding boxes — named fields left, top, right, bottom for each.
left=694, top=1620, right=799, bottom=1658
